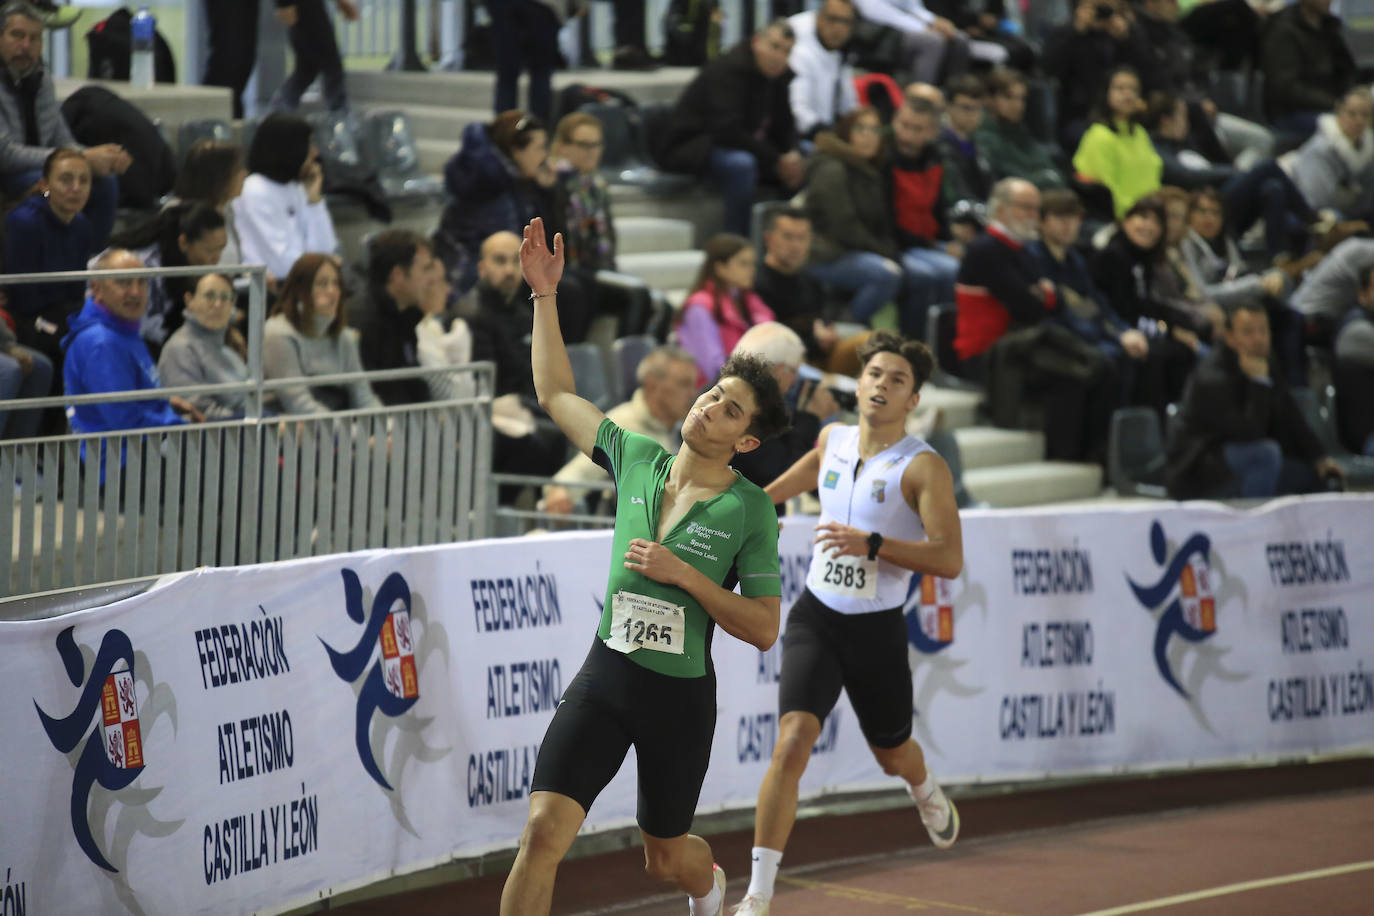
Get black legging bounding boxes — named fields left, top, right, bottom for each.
left=270, top=0, right=347, bottom=112
left=489, top=0, right=560, bottom=122
left=202, top=0, right=260, bottom=119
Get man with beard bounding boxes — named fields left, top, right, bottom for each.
left=0, top=1, right=128, bottom=248
left=732, top=329, right=963, bottom=915
left=501, top=217, right=790, bottom=916
left=955, top=178, right=1120, bottom=462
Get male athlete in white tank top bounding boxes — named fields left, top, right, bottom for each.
left=733, top=331, right=966, bottom=915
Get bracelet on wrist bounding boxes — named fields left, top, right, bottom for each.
left=530, top=289, right=558, bottom=300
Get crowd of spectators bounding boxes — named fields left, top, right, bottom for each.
left=1, top=0, right=1371, bottom=511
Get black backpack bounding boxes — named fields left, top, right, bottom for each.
left=60, top=85, right=176, bottom=209
left=85, top=8, right=176, bottom=83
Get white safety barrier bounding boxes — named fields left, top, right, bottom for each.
left=3, top=495, right=1372, bottom=914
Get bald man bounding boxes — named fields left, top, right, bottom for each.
left=62, top=249, right=202, bottom=434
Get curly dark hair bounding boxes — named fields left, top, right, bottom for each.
left=717, top=353, right=791, bottom=444
left=856, top=330, right=935, bottom=392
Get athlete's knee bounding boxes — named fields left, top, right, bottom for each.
left=519, top=808, right=576, bottom=864
left=773, top=714, right=823, bottom=773
left=871, top=742, right=911, bottom=776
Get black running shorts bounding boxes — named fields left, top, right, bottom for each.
left=778, top=587, right=913, bottom=748
left=531, top=638, right=717, bottom=838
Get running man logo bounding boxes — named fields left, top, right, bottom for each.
left=34, top=626, right=182, bottom=875
left=1126, top=520, right=1248, bottom=718
left=902, top=571, right=988, bottom=753
left=321, top=570, right=422, bottom=789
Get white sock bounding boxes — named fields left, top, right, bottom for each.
left=746, top=846, right=783, bottom=900
left=909, top=772, right=938, bottom=802
left=689, top=876, right=722, bottom=916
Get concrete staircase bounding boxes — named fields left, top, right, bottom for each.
left=335, top=68, right=1108, bottom=508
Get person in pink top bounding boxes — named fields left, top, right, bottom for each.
left=677, top=234, right=776, bottom=384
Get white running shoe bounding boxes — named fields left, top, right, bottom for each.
left=916, top=782, right=960, bottom=849
left=731, top=893, right=771, bottom=915
left=707, top=863, right=728, bottom=916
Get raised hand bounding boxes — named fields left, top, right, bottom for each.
left=520, top=217, right=565, bottom=296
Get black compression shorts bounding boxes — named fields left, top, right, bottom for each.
left=778, top=587, right=913, bottom=748
left=531, top=638, right=717, bottom=838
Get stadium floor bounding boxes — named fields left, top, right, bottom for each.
left=331, top=758, right=1374, bottom=915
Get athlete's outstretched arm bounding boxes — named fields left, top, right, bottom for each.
left=623, top=540, right=782, bottom=650
left=813, top=451, right=963, bottom=580
left=762, top=423, right=837, bottom=505
left=522, top=217, right=605, bottom=459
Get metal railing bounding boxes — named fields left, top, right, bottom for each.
left=0, top=263, right=495, bottom=603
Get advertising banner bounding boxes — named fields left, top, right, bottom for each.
left=2, top=496, right=1371, bottom=914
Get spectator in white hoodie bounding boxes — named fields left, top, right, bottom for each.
left=1283, top=88, right=1374, bottom=221
left=788, top=0, right=860, bottom=141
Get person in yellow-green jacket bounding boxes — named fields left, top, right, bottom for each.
left=1072, top=66, right=1163, bottom=219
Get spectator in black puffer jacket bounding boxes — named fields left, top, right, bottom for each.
left=432, top=110, right=591, bottom=341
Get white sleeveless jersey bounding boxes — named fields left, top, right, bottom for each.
left=804, top=424, right=935, bottom=614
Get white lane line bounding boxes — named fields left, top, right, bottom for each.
left=1075, top=860, right=1374, bottom=916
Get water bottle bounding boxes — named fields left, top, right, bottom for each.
left=130, top=6, right=155, bottom=90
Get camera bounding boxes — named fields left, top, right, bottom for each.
left=830, top=388, right=858, bottom=412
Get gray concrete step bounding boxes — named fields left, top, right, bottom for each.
left=953, top=427, right=1045, bottom=470
left=915, top=385, right=983, bottom=431
left=963, top=462, right=1105, bottom=507
left=615, top=217, right=695, bottom=255
left=347, top=68, right=695, bottom=109
left=418, top=138, right=455, bottom=178
left=359, top=102, right=489, bottom=146
left=617, top=250, right=706, bottom=292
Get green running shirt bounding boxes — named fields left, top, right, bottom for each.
left=592, top=418, right=782, bottom=678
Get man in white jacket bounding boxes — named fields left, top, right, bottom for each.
left=788, top=0, right=860, bottom=140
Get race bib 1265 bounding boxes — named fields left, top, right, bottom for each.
left=605, top=590, right=686, bottom=655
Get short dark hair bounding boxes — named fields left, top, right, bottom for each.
left=247, top=113, right=314, bottom=185
left=1188, top=186, right=1224, bottom=216
left=489, top=110, right=547, bottom=158
left=986, top=67, right=1027, bottom=97
left=179, top=200, right=226, bottom=243
left=1040, top=188, right=1085, bottom=218
left=1223, top=299, right=1267, bottom=329
left=0, top=1, right=43, bottom=32
left=758, top=17, right=795, bottom=40
left=856, top=329, right=935, bottom=392
left=763, top=204, right=809, bottom=234
left=175, top=140, right=244, bottom=206
left=367, top=229, right=429, bottom=292
left=717, top=353, right=791, bottom=443
left=1141, top=90, right=1183, bottom=132
left=945, top=73, right=986, bottom=102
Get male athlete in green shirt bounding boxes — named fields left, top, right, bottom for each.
left=500, top=219, right=791, bottom=916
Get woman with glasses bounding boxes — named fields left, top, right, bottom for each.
left=157, top=272, right=260, bottom=420
left=803, top=106, right=904, bottom=325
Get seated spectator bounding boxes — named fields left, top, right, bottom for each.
left=975, top=68, right=1068, bottom=190
left=889, top=97, right=963, bottom=335
left=1089, top=195, right=1201, bottom=415
left=450, top=229, right=567, bottom=498
left=677, top=234, right=777, bottom=384
left=1144, top=92, right=1237, bottom=191
left=754, top=205, right=870, bottom=375
left=1072, top=66, right=1163, bottom=219
left=539, top=345, right=699, bottom=516
left=156, top=272, right=257, bottom=420
left=0, top=2, right=128, bottom=250
left=954, top=178, right=1118, bottom=461
left=110, top=201, right=229, bottom=352
left=174, top=140, right=248, bottom=268
left=787, top=0, right=859, bottom=140
left=61, top=249, right=201, bottom=434
left=4, top=148, right=91, bottom=367
left=1166, top=300, right=1343, bottom=498
left=925, top=0, right=1036, bottom=71
left=1290, top=236, right=1374, bottom=344
left=729, top=321, right=839, bottom=510
left=652, top=19, right=805, bottom=236
left=435, top=110, right=592, bottom=341
left=1135, top=0, right=1274, bottom=171
left=233, top=113, right=338, bottom=283
left=262, top=253, right=380, bottom=415
left=1042, top=0, right=1154, bottom=151
left=1157, top=185, right=1225, bottom=342
left=1334, top=267, right=1374, bottom=454
left=803, top=107, right=904, bottom=327
left=552, top=112, right=616, bottom=273
left=552, top=111, right=649, bottom=338
left=414, top=260, right=476, bottom=403
left=355, top=229, right=438, bottom=406
left=1032, top=188, right=1149, bottom=380
left=1260, top=0, right=1356, bottom=136
left=1282, top=89, right=1374, bottom=223
left=0, top=297, right=52, bottom=439
left=936, top=74, right=994, bottom=209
